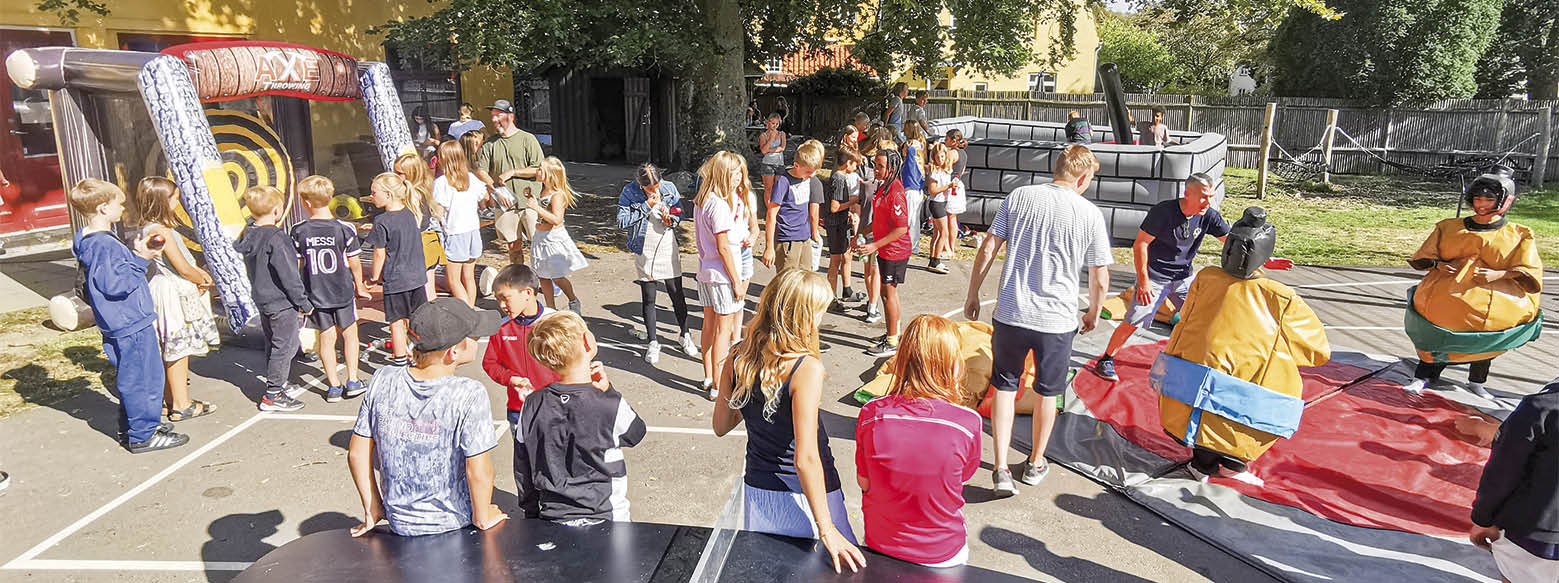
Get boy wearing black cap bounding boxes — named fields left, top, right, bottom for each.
left=346, top=298, right=508, bottom=537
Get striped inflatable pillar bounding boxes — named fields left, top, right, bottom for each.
left=357, top=62, right=416, bottom=169
left=136, top=55, right=258, bottom=331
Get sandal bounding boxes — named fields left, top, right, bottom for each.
left=167, top=400, right=217, bottom=422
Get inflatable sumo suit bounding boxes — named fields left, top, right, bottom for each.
left=1404, top=170, right=1543, bottom=368
left=854, top=321, right=1044, bottom=416
left=1154, top=207, right=1330, bottom=470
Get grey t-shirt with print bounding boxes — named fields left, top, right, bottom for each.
left=352, top=366, right=498, bottom=536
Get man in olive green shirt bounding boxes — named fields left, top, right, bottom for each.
left=474, top=99, right=544, bottom=264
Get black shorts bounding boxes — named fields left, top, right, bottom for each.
left=383, top=287, right=428, bottom=323
left=824, top=222, right=853, bottom=255
left=928, top=200, right=948, bottom=219
left=989, top=319, right=1076, bottom=397
left=309, top=304, right=358, bottom=331
left=877, top=256, right=908, bottom=285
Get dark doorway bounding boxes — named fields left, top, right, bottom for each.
left=591, top=77, right=626, bottom=161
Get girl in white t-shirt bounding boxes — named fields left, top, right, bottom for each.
left=431, top=140, right=487, bottom=305
left=924, top=143, right=956, bottom=274
left=694, top=152, right=751, bottom=400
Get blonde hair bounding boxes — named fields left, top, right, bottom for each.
left=1055, top=144, right=1101, bottom=180
left=392, top=153, right=437, bottom=223
left=537, top=156, right=576, bottom=209
left=459, top=131, right=484, bottom=164
left=437, top=140, right=471, bottom=192
left=928, top=143, right=954, bottom=174
left=888, top=315, right=965, bottom=404
left=527, top=311, right=589, bottom=372
left=68, top=178, right=124, bottom=217
left=297, top=175, right=335, bottom=207
left=243, top=185, right=286, bottom=217
left=132, top=176, right=179, bottom=228
left=370, top=172, right=413, bottom=211
left=794, top=139, right=824, bottom=170
left=728, top=270, right=833, bottom=421
left=905, top=122, right=925, bottom=144
left=695, top=151, right=747, bottom=209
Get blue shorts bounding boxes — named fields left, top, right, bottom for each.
left=990, top=320, right=1076, bottom=397
left=442, top=230, right=483, bottom=262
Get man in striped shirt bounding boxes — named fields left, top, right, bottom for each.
left=964, top=144, right=1113, bottom=497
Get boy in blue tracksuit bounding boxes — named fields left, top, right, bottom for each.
left=70, top=179, right=189, bottom=453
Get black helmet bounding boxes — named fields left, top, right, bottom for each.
left=1221, top=207, right=1276, bottom=279
left=1464, top=165, right=1516, bottom=215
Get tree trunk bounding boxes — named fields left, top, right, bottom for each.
left=1532, top=70, right=1559, bottom=100
left=679, top=0, right=750, bottom=170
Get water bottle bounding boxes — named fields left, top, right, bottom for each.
left=853, top=234, right=867, bottom=261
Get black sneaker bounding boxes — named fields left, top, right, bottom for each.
left=845, top=291, right=866, bottom=303
left=126, top=427, right=190, bottom=453
left=865, top=338, right=898, bottom=357
left=259, top=393, right=306, bottom=412
left=827, top=300, right=849, bottom=314
left=819, top=341, right=832, bottom=354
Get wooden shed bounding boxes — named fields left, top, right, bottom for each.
left=547, top=68, right=679, bottom=167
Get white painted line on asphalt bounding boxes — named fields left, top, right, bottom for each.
left=941, top=299, right=996, bottom=319
left=3, top=412, right=270, bottom=569
left=4, top=559, right=252, bottom=572
left=265, top=413, right=743, bottom=436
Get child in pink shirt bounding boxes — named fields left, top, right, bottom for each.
left=855, top=314, right=982, bottom=567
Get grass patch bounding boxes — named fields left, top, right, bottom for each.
left=1211, top=167, right=1559, bottom=267
left=0, top=307, right=113, bottom=418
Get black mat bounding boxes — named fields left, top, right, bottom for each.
left=233, top=520, right=1033, bottom=582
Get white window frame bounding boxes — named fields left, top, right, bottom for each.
left=972, top=82, right=988, bottom=92
left=1041, top=72, right=1057, bottom=92
left=764, top=57, right=783, bottom=74
left=1027, top=73, right=1042, bottom=92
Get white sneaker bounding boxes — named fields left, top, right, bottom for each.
left=1466, top=382, right=1495, bottom=400
left=644, top=341, right=661, bottom=365
left=1403, top=378, right=1428, bottom=395
left=703, top=378, right=717, bottom=401
left=679, top=332, right=699, bottom=357
left=567, top=299, right=582, bottom=314
left=864, top=308, right=883, bottom=324
left=1230, top=471, right=1265, bottom=487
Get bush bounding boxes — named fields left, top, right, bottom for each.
left=789, top=67, right=884, bottom=97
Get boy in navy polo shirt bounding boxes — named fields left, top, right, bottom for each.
left=70, top=179, right=189, bottom=453
left=293, top=176, right=371, bottom=402
left=1091, top=173, right=1229, bottom=381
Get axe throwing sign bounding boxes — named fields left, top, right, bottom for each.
left=162, top=40, right=362, bottom=103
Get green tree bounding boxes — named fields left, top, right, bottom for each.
left=1269, top=0, right=1503, bottom=103
left=1096, top=12, right=1176, bottom=93
left=1475, top=0, right=1559, bottom=100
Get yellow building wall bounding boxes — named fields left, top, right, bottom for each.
left=3, top=0, right=510, bottom=191
left=895, top=5, right=1099, bottom=94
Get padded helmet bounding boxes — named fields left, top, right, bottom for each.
left=1464, top=165, right=1517, bottom=215
left=1221, top=206, right=1276, bottom=280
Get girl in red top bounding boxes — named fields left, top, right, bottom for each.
left=856, top=314, right=982, bottom=567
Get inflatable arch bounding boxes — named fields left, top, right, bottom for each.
left=5, top=41, right=415, bottom=330
left=927, top=116, right=1229, bottom=241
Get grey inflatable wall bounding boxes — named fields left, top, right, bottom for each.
left=929, top=116, right=1228, bottom=241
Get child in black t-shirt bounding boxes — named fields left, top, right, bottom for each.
left=364, top=173, right=429, bottom=367
left=824, top=129, right=864, bottom=313
left=294, top=176, right=372, bottom=402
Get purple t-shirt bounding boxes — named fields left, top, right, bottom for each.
left=696, top=197, right=736, bottom=284
left=768, top=173, right=824, bottom=243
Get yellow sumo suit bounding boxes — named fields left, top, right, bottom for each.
left=1402, top=169, right=1543, bottom=396
left=1154, top=207, right=1330, bottom=480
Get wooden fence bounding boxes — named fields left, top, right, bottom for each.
left=924, top=91, right=1559, bottom=185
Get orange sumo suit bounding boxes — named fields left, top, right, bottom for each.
left=1159, top=265, right=1331, bottom=463
left=1408, top=218, right=1543, bottom=364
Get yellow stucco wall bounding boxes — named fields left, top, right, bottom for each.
left=895, top=5, right=1099, bottom=94
left=3, top=0, right=510, bottom=189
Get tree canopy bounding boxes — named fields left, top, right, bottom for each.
left=1474, top=0, right=1559, bottom=99
left=1269, top=0, right=1503, bottom=103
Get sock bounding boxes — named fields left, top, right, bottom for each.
left=886, top=335, right=898, bottom=346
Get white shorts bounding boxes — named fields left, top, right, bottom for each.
left=1493, top=536, right=1559, bottom=583
left=1123, top=276, right=1193, bottom=328
left=698, top=280, right=743, bottom=316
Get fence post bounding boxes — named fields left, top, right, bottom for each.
left=1321, top=108, right=1339, bottom=184
left=952, top=90, right=962, bottom=117
left=1381, top=109, right=1395, bottom=174
left=1534, top=105, right=1553, bottom=188
left=1257, top=102, right=1278, bottom=199
left=1185, top=95, right=1195, bottom=131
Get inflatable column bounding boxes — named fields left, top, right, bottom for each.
left=357, top=62, right=417, bottom=169
left=137, top=55, right=257, bottom=330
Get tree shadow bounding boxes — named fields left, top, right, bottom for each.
left=2, top=358, right=123, bottom=443
left=581, top=314, right=704, bottom=398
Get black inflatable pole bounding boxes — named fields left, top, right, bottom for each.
left=1098, top=63, right=1135, bottom=145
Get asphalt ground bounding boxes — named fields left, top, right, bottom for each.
left=3, top=246, right=1556, bottom=583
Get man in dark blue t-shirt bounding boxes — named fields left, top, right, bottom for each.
left=1090, top=174, right=1230, bottom=381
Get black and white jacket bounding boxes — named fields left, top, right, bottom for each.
left=518, top=382, right=647, bottom=522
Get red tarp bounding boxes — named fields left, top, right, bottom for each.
left=1072, top=341, right=1495, bottom=537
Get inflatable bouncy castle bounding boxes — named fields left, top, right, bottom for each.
left=4, top=42, right=416, bottom=330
